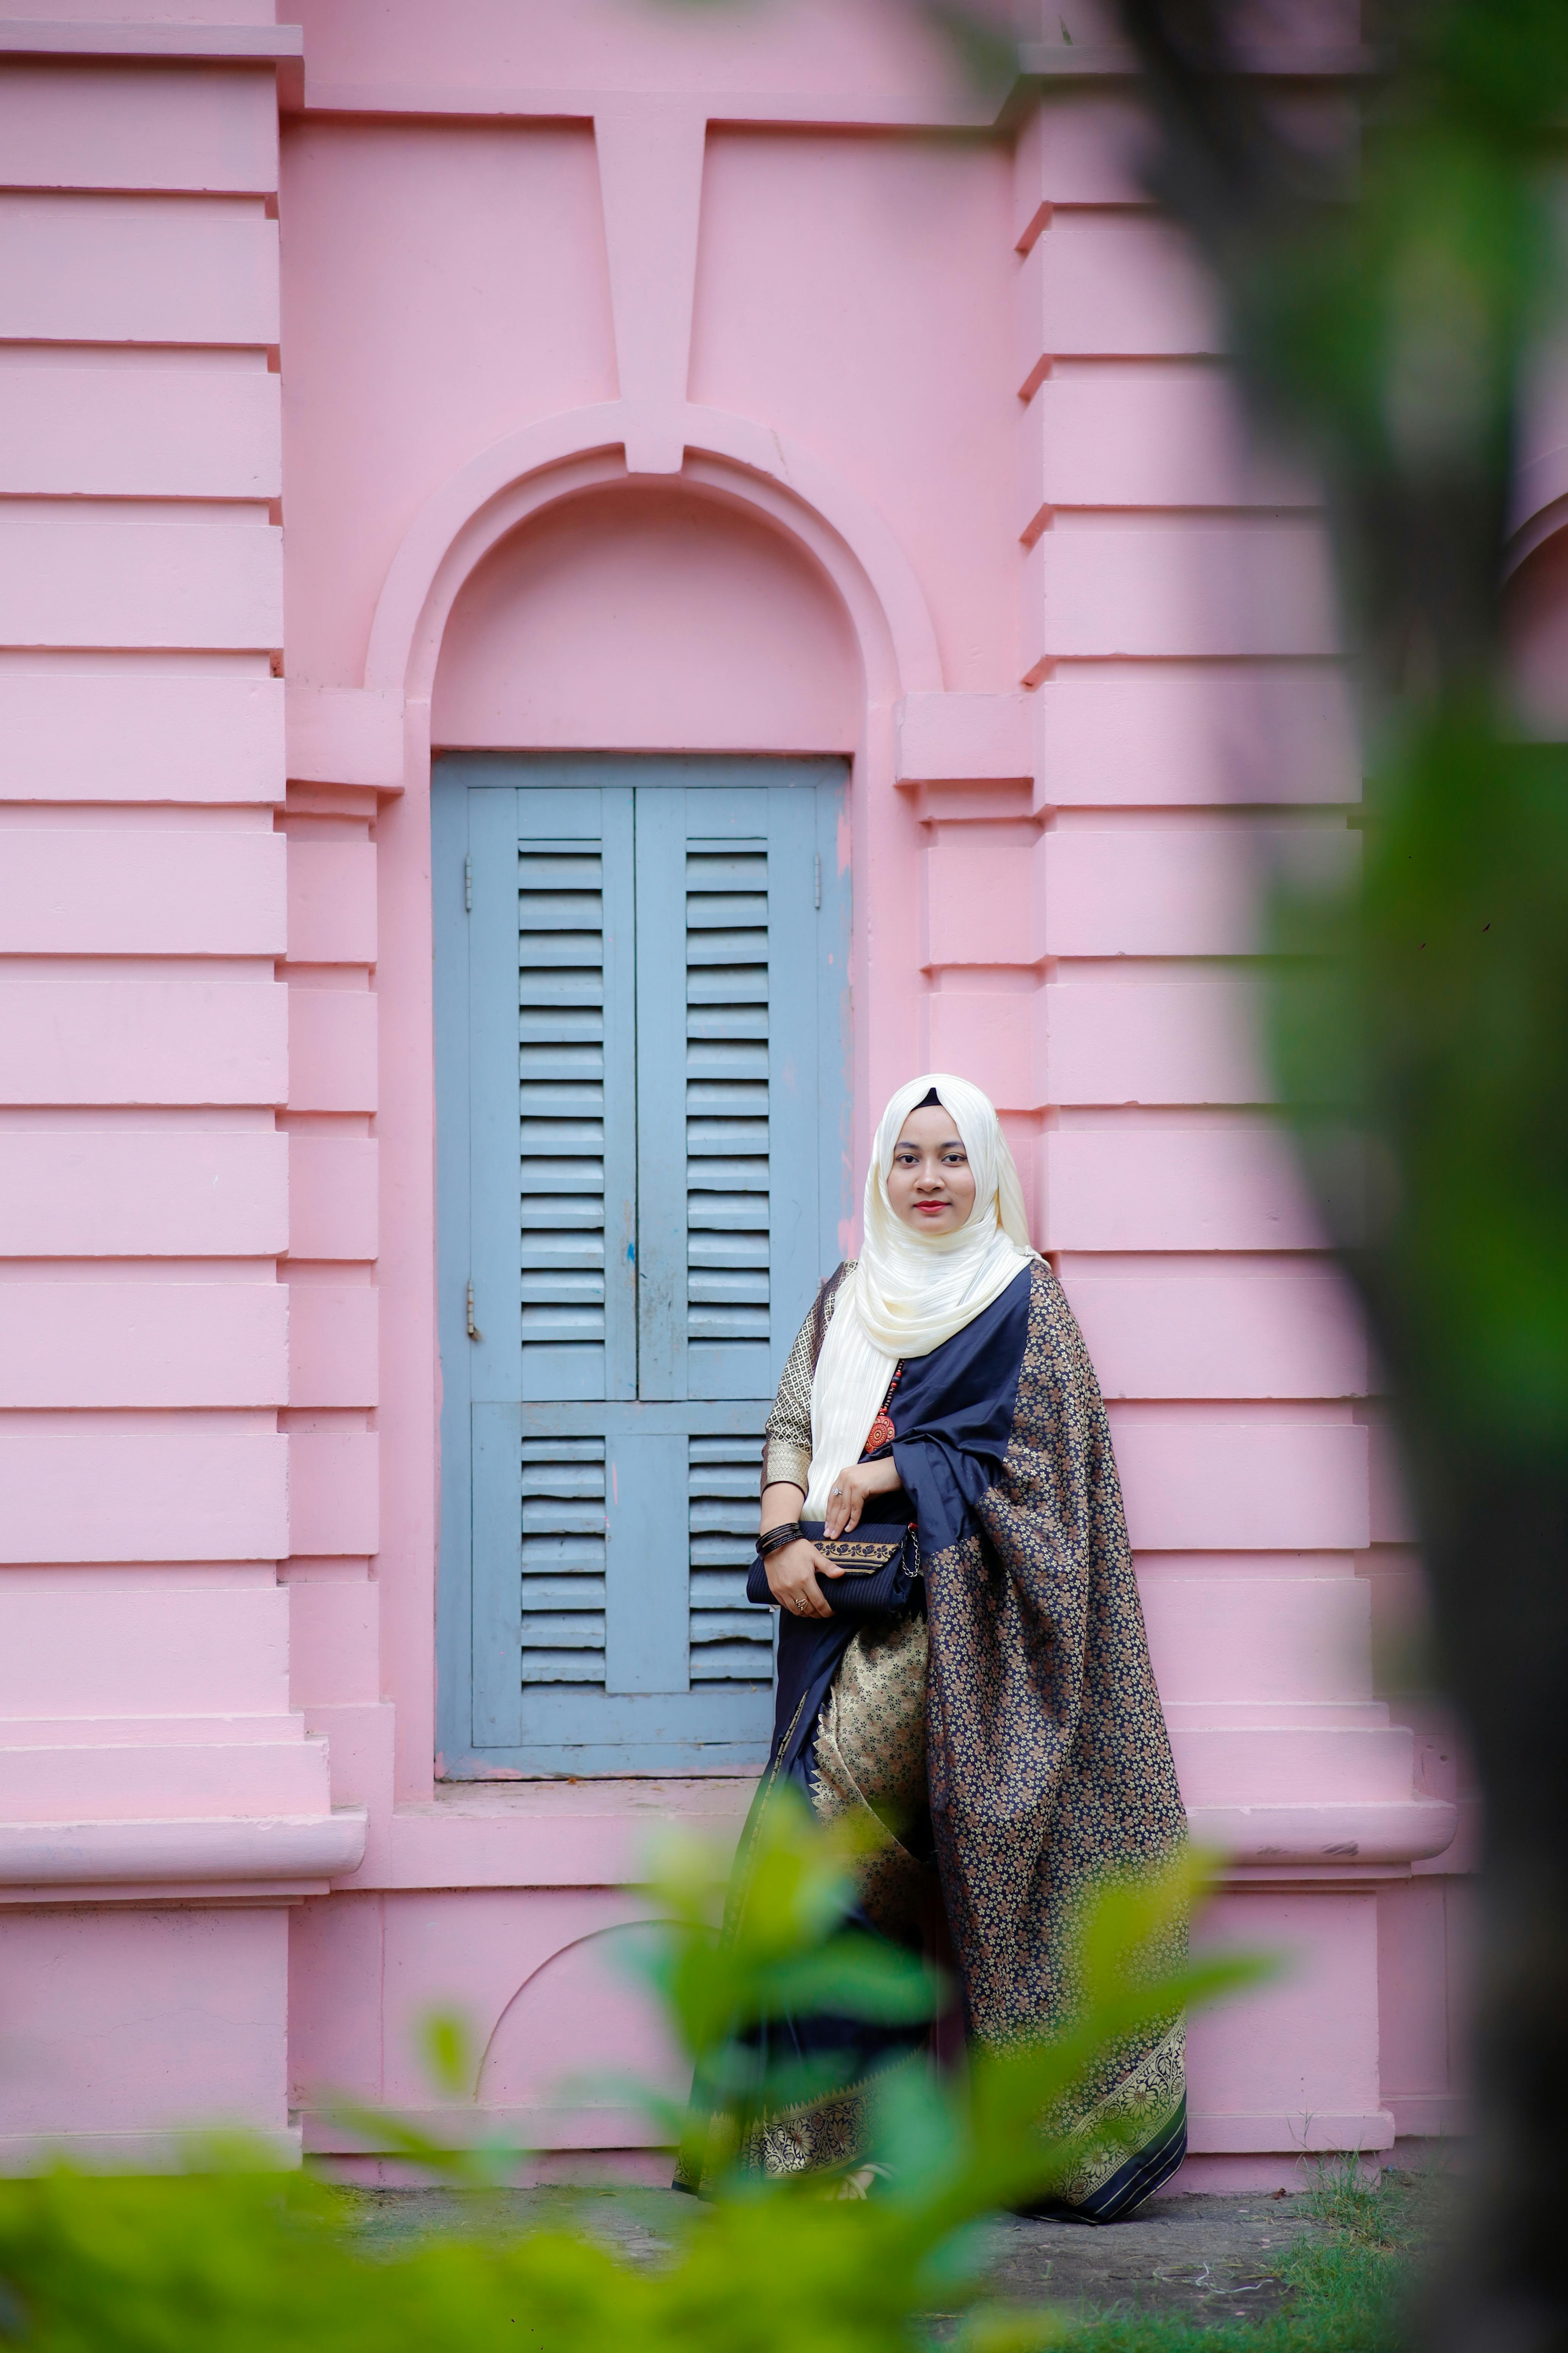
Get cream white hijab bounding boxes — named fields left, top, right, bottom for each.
left=802, top=1074, right=1038, bottom=1518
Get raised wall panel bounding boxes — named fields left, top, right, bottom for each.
left=0, top=1131, right=288, bottom=1257
left=0, top=194, right=279, bottom=345
left=1043, top=1126, right=1332, bottom=1252
left=0, top=1586, right=290, bottom=1717
left=1036, top=671, right=1360, bottom=809
left=1110, top=1414, right=1370, bottom=1550
left=0, top=1282, right=288, bottom=1407
left=0, top=672, right=284, bottom=805
left=0, top=1432, right=288, bottom=1562
left=287, top=991, right=377, bottom=1114
left=287, top=1135, right=378, bottom=1262
left=0, top=831, right=285, bottom=954
left=1186, top=1892, right=1384, bottom=2165
left=1041, top=978, right=1268, bottom=1104
left=287, top=1285, right=378, bottom=1408
left=289, top=1432, right=379, bottom=1556
left=0, top=1909, right=288, bottom=2138
left=0, top=366, right=282, bottom=499
left=1037, top=826, right=1355, bottom=958
left=1062, top=1266, right=1368, bottom=1399
left=287, top=841, right=377, bottom=965
left=1376, top=1879, right=1464, bottom=2136
left=1019, top=215, right=1221, bottom=384
left=922, top=839, right=1033, bottom=967
left=1174, top=1723, right=1414, bottom=1807
left=288, top=1580, right=379, bottom=1707
left=0, top=1738, right=326, bottom=1820
left=0, top=520, right=282, bottom=650
left=0, top=64, right=279, bottom=195
left=1141, top=1575, right=1373, bottom=1703
left=1025, top=373, right=1313, bottom=519
left=0, top=979, right=287, bottom=1106
left=1026, top=523, right=1338, bottom=665
left=895, top=691, right=1033, bottom=785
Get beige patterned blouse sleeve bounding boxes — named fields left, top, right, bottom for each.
left=760, top=1259, right=856, bottom=1498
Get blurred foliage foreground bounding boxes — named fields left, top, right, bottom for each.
left=0, top=1794, right=1257, bottom=2353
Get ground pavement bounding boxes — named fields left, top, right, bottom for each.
left=342, top=2173, right=1443, bottom=2330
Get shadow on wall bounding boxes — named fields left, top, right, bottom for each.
left=431, top=482, right=862, bottom=754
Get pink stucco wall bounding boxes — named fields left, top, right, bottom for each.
left=0, top=0, right=1495, bottom=2183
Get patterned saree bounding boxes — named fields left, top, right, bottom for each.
left=675, top=1258, right=1189, bottom=2222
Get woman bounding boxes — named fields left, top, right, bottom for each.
left=679, top=1074, right=1188, bottom=2221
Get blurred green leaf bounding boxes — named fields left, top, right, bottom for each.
left=419, top=2009, right=477, bottom=2102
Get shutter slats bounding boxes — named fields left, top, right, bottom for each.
left=688, top=1008, right=768, bottom=1037
left=688, top=1041, right=768, bottom=1075
left=690, top=1235, right=768, bottom=1267
left=692, top=1159, right=768, bottom=1191
left=518, top=841, right=610, bottom=1395
left=685, top=838, right=772, bottom=1396
left=688, top=1434, right=772, bottom=1686
left=689, top=1118, right=768, bottom=1151
left=690, top=1272, right=769, bottom=1302
left=688, top=965, right=767, bottom=1001
left=521, top=1086, right=603, bottom=1118
left=691, top=1642, right=772, bottom=1682
left=521, top=1652, right=603, bottom=1683
left=524, top=1575, right=608, bottom=1607
left=519, top=1435, right=606, bottom=1689
left=521, top=1233, right=603, bottom=1267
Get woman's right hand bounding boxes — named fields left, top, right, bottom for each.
left=765, top=1538, right=844, bottom=1621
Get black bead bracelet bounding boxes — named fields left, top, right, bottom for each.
left=756, top=1520, right=804, bottom=1559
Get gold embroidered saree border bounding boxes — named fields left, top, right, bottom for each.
left=1045, top=2019, right=1187, bottom=2207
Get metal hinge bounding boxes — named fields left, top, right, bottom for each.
left=813, top=850, right=822, bottom=912
left=463, top=854, right=473, bottom=913
left=465, top=1280, right=482, bottom=1342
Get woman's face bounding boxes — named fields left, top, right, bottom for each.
left=887, top=1106, right=978, bottom=1236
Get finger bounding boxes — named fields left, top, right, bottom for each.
left=844, top=1492, right=863, bottom=1532
left=773, top=1572, right=826, bottom=1619
left=811, top=1549, right=845, bottom=1580
left=798, top=1571, right=833, bottom=1618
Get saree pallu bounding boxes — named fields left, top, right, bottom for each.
left=677, top=1262, right=1189, bottom=2220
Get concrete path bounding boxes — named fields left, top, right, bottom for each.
left=340, top=2182, right=1322, bottom=2326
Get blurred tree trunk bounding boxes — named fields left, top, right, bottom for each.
left=1110, top=5, right=1568, bottom=2345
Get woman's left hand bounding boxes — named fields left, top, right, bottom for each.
left=823, top=1455, right=901, bottom=1539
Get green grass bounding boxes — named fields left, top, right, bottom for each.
left=1056, top=2162, right=1441, bottom=2352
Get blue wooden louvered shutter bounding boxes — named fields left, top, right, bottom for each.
left=631, top=777, right=834, bottom=1697
left=633, top=778, right=826, bottom=1403
left=435, top=756, right=850, bottom=1777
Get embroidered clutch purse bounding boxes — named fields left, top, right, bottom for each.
left=746, top=1520, right=919, bottom=1617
